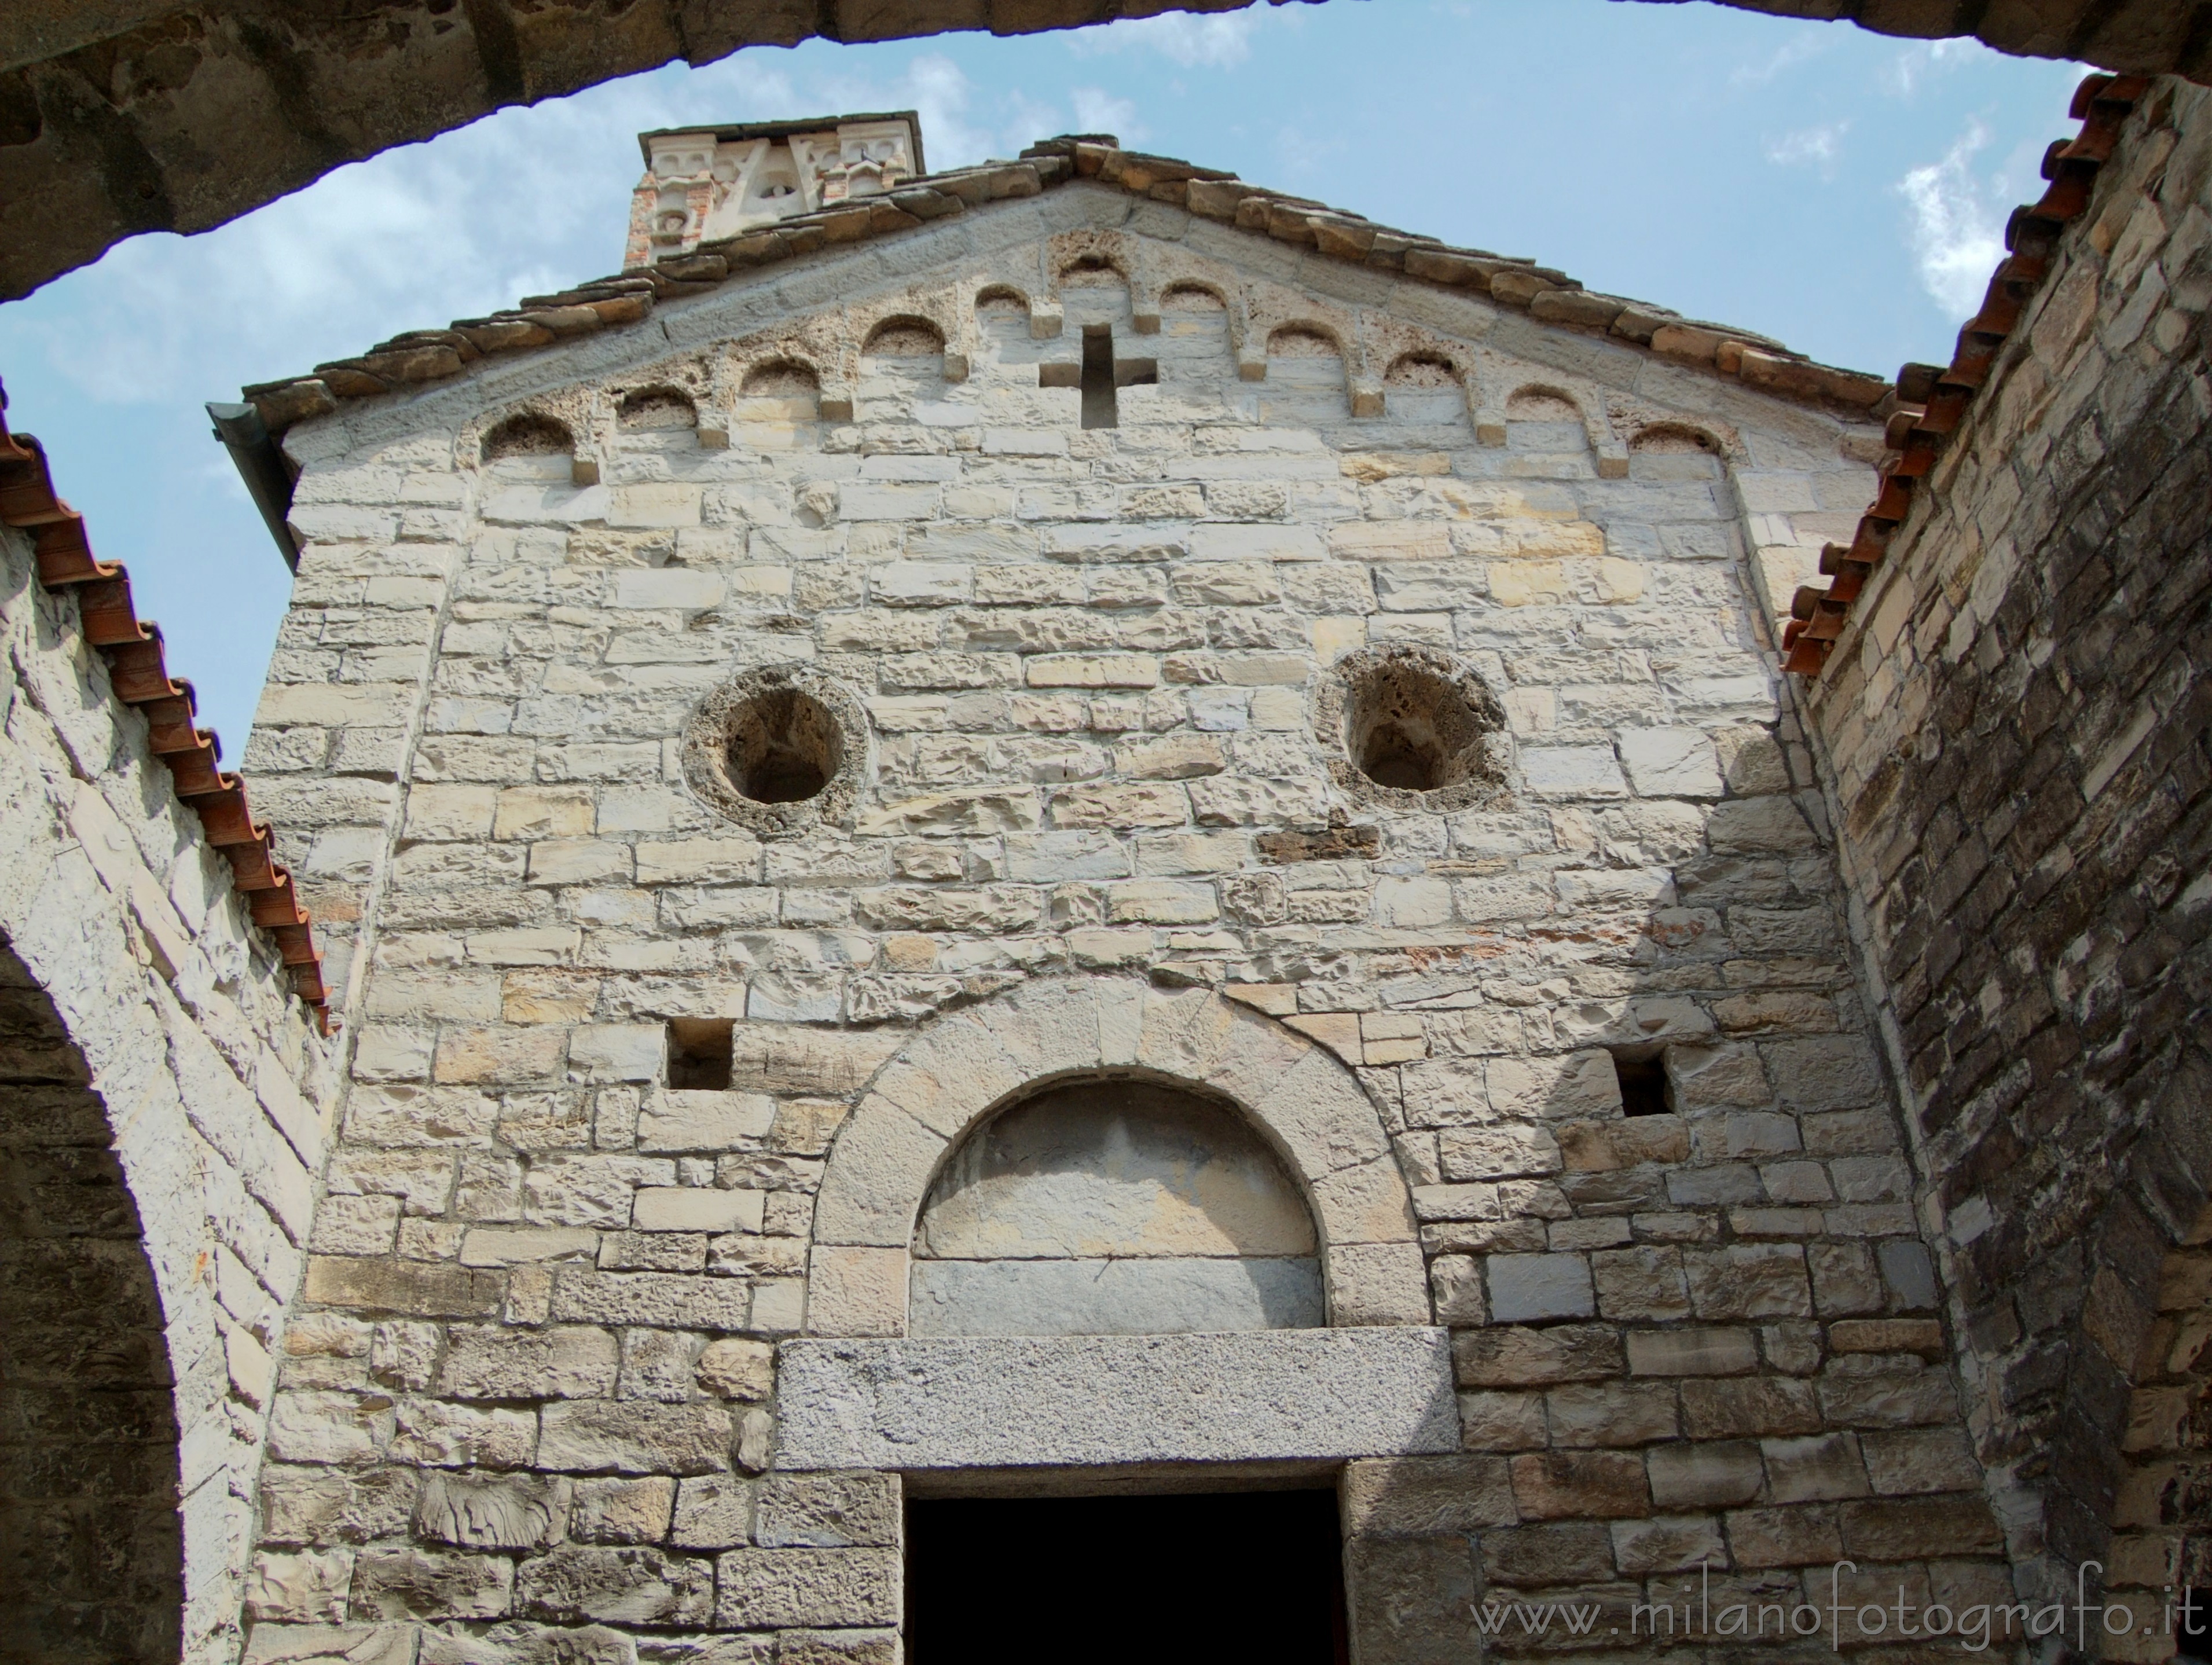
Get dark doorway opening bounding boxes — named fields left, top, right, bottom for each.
left=907, top=1488, right=1348, bottom=1664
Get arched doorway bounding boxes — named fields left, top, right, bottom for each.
left=0, top=940, right=184, bottom=1661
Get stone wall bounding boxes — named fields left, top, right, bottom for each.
left=0, top=522, right=337, bottom=1663
left=1, top=0, right=2202, bottom=304
left=225, top=180, right=2030, bottom=1660
left=1802, top=72, right=2212, bottom=1633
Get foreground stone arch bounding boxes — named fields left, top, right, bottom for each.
left=0, top=940, right=183, bottom=1662
left=0, top=525, right=329, bottom=1663
left=804, top=977, right=1430, bottom=1338
left=1, top=0, right=2198, bottom=303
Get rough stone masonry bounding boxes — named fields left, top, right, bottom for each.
left=216, top=112, right=2026, bottom=1665
left=2, top=67, right=2207, bottom=1665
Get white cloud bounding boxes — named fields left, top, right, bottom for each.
left=1068, top=8, right=1259, bottom=69
left=1896, top=121, right=2008, bottom=316
left=1070, top=87, right=1142, bottom=144
left=1764, top=120, right=1848, bottom=171
left=1729, top=32, right=1828, bottom=88
left=11, top=45, right=1081, bottom=415
left=1883, top=38, right=1975, bottom=97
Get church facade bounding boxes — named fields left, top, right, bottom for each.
left=2, top=69, right=2204, bottom=1665
left=225, top=118, right=2017, bottom=1662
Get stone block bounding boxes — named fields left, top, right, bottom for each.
left=1439, top=1124, right=1561, bottom=1182
left=1829, top=1318, right=1946, bottom=1359
left=549, top=1270, right=751, bottom=1333
left=1520, top=746, right=1630, bottom=800
left=261, top=1466, right=419, bottom=1546
left=713, top=1549, right=901, bottom=1629
left=776, top=1633, right=895, bottom=1665
left=1815, top=1367, right=1960, bottom=1429
left=1837, top=1496, right=2002, bottom=1560
left=1876, top=1239, right=1939, bottom=1311
left=246, top=1549, right=354, bottom=1624
left=1646, top=1440, right=1764, bottom=1509
left=1683, top=1244, right=1811, bottom=1320
left=1760, top=1432, right=1870, bottom=1503
left=756, top=1472, right=903, bottom=1548
left=390, top=1400, right=536, bottom=1469
left=569, top=1024, right=666, bottom=1084
left=1679, top=1377, right=1821, bottom=1439
left=1487, top=1253, right=1595, bottom=1322
left=1807, top=1242, right=1885, bottom=1318
left=777, top=1330, right=1459, bottom=1469
left=1591, top=1245, right=1692, bottom=1321
left=1428, top=1254, right=1486, bottom=1326
left=305, top=1257, right=505, bottom=1319
left=1615, top=728, right=1723, bottom=798
left=1481, top=1521, right=1616, bottom=1585
left=1454, top=1324, right=1622, bottom=1388
left=1724, top=1505, right=1843, bottom=1567
left=1611, top=1514, right=1727, bottom=1575
left=441, top=1326, right=618, bottom=1400
left=1545, top=1382, right=1678, bottom=1447
left=1762, top=1036, right=1881, bottom=1112
left=1341, top=1456, right=1517, bottom=1538
left=671, top=1475, right=755, bottom=1550
left=633, top=1187, right=767, bottom=1233
left=1858, top=1428, right=1982, bottom=1496
left=1344, top=1536, right=1479, bottom=1665
left=801, top=1244, right=904, bottom=1337
left=537, top=1402, right=733, bottom=1475
left=514, top=1545, right=715, bottom=1626
left=350, top=1545, right=515, bottom=1619
left=414, top=1472, right=571, bottom=1550
left=632, top=1092, right=778, bottom=1158
left=568, top=1477, right=676, bottom=1544
left=1328, top=1239, right=1432, bottom=1326
left=1510, top=1451, right=1649, bottom=1520
left=1457, top=1391, right=1548, bottom=1452
left=696, top=1337, right=776, bottom=1402
left=1626, top=1327, right=1758, bottom=1377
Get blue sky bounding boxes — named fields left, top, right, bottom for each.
left=0, top=0, right=2083, bottom=753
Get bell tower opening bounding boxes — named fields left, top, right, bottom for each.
left=907, top=1488, right=1349, bottom=1664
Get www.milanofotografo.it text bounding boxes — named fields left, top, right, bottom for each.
left=1468, top=1563, right=2201, bottom=1652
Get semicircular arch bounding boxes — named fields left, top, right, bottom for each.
left=804, top=977, right=1428, bottom=1337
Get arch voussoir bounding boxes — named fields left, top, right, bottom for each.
left=802, top=976, right=1430, bottom=1338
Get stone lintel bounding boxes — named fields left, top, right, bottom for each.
left=776, top=1328, right=1459, bottom=1471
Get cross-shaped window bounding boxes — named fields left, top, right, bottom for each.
left=1040, top=324, right=1156, bottom=428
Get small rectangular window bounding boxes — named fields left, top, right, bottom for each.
left=667, top=1018, right=734, bottom=1090
left=1613, top=1050, right=1672, bottom=1117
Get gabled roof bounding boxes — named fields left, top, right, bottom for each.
left=236, top=132, right=1894, bottom=437
left=0, top=385, right=329, bottom=1025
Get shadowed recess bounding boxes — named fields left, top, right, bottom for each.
left=912, top=1077, right=1323, bottom=1337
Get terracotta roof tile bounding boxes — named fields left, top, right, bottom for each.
left=1782, top=72, right=2156, bottom=678
left=0, top=386, right=329, bottom=1027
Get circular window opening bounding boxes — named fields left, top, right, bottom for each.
left=683, top=666, right=867, bottom=834
left=1319, top=645, right=1509, bottom=811
left=729, top=686, right=841, bottom=804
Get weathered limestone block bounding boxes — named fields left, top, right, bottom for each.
left=536, top=1403, right=734, bottom=1476
left=414, top=1472, right=573, bottom=1550
left=713, top=1549, right=901, bottom=1629
left=515, top=1546, right=716, bottom=1625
